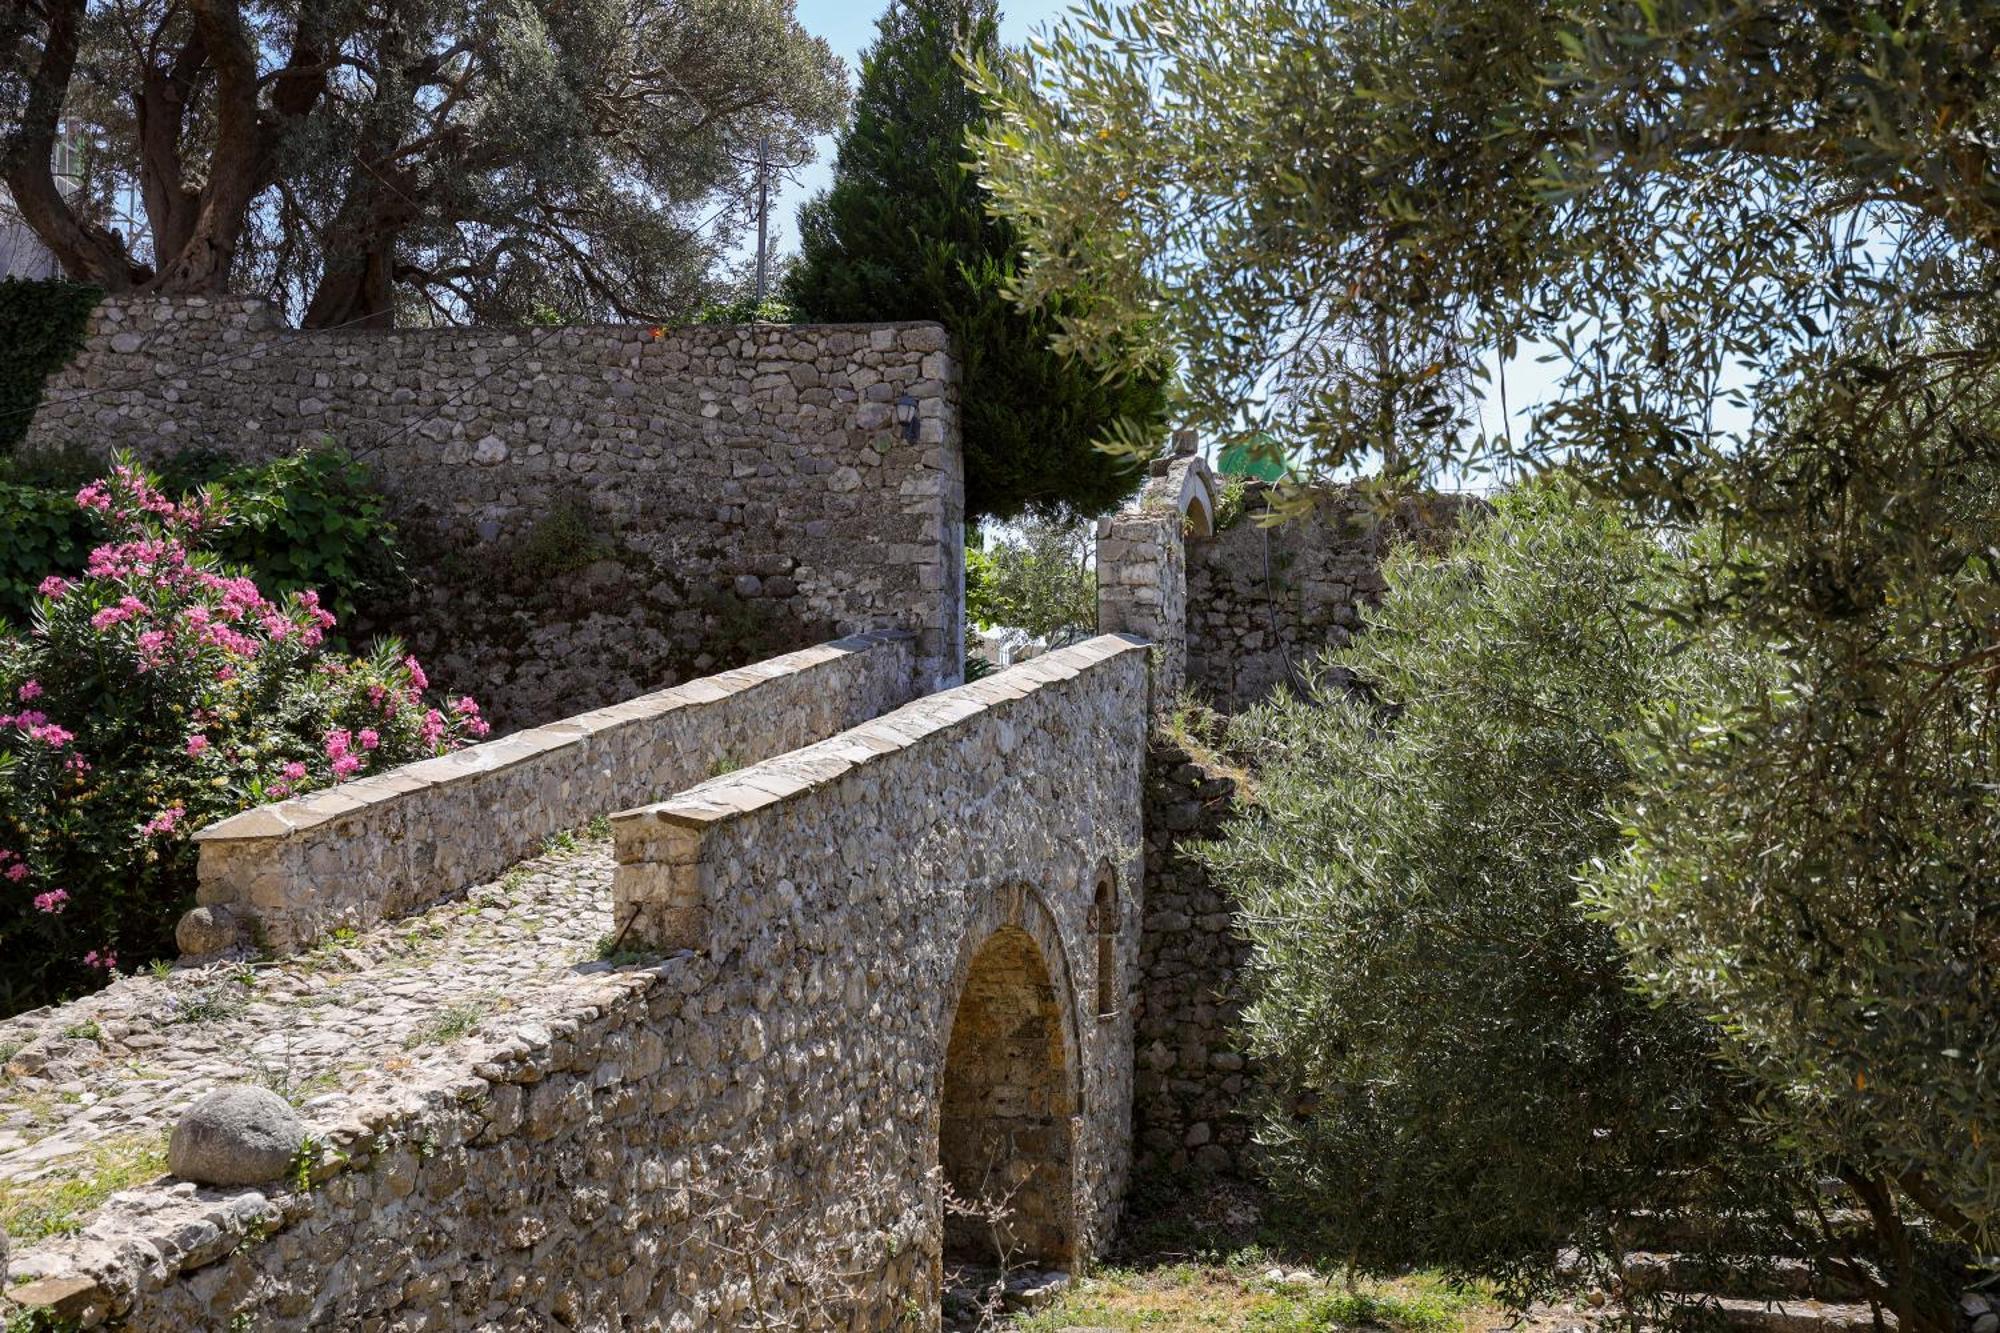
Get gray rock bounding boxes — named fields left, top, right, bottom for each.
left=168, top=1085, right=305, bottom=1186
left=175, top=905, right=240, bottom=957
left=1972, top=1312, right=1997, bottom=1333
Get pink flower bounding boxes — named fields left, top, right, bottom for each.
left=185, top=734, right=210, bottom=757
left=83, top=948, right=117, bottom=972
left=282, top=761, right=307, bottom=781
left=141, top=804, right=184, bottom=837
left=17, top=680, right=42, bottom=701
left=324, top=729, right=351, bottom=761
left=34, top=889, right=68, bottom=914
left=419, top=708, right=447, bottom=749
left=36, top=575, right=68, bottom=599
left=63, top=753, right=90, bottom=776
left=75, top=481, right=111, bottom=511
left=357, top=728, right=380, bottom=751
left=404, top=656, right=429, bottom=692
left=5, top=863, right=28, bottom=883
left=91, top=604, right=135, bottom=631
left=331, top=752, right=362, bottom=780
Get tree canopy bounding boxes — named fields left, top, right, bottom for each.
left=1, top=0, right=845, bottom=326
left=971, top=0, right=2000, bottom=1290
left=1201, top=483, right=1824, bottom=1312
left=784, top=0, right=1170, bottom=521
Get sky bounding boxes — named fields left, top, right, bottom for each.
left=766, top=0, right=1706, bottom=470
left=762, top=0, right=1080, bottom=259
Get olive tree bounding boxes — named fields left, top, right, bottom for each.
left=1200, top=482, right=1829, bottom=1309
left=971, top=0, right=2000, bottom=1276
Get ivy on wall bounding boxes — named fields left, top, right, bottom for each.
left=0, top=278, right=102, bottom=454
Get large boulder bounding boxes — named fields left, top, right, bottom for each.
left=174, top=904, right=241, bottom=957
left=168, top=1085, right=305, bottom=1186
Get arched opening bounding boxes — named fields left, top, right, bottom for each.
left=1093, top=868, right=1118, bottom=1019
left=939, top=924, right=1076, bottom=1268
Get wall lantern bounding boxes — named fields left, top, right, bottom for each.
left=894, top=394, right=920, bottom=443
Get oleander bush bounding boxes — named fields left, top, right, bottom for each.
left=0, top=457, right=485, bottom=1013
left=0, top=447, right=408, bottom=630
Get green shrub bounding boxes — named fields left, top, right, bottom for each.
left=965, top=515, right=1096, bottom=647
left=0, top=279, right=100, bottom=453
left=0, top=448, right=407, bottom=635
left=1200, top=482, right=1818, bottom=1309
left=157, top=449, right=409, bottom=628
left=0, top=456, right=485, bottom=1012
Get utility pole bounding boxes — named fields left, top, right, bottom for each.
left=753, top=136, right=770, bottom=307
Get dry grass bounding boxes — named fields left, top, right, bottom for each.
left=1012, top=1263, right=1500, bottom=1333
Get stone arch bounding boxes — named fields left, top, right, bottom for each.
left=937, top=885, right=1083, bottom=1268
left=1172, top=455, right=1218, bottom=540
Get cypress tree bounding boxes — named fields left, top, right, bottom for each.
left=784, top=0, right=1168, bottom=522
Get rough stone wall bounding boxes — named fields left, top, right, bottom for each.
left=1131, top=738, right=1258, bottom=1179
left=0, top=639, right=1148, bottom=1330
left=190, top=631, right=918, bottom=957
left=1184, top=483, right=1468, bottom=711
left=24, top=296, right=965, bottom=727
left=1095, top=439, right=1215, bottom=708
left=612, top=635, right=1152, bottom=1266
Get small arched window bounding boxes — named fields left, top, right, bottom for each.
left=1093, top=868, right=1119, bottom=1019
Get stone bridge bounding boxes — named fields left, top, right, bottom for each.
left=1, top=628, right=1151, bottom=1329
left=1, top=304, right=1419, bottom=1329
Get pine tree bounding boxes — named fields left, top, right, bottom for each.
left=784, top=0, right=1168, bottom=522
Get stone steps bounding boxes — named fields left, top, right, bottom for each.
left=1619, top=1251, right=1867, bottom=1303
left=1664, top=1296, right=1891, bottom=1333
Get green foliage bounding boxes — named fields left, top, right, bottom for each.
left=155, top=450, right=409, bottom=630
left=976, top=0, right=2000, bottom=1300
left=964, top=513, right=1096, bottom=646
left=0, top=478, right=93, bottom=627
left=1200, top=483, right=1815, bottom=1308
left=0, top=448, right=406, bottom=635
left=783, top=0, right=1170, bottom=521
left=8, top=2, right=846, bottom=326
left=693, top=296, right=797, bottom=325
left=0, top=280, right=100, bottom=454
left=1585, top=413, right=2000, bottom=1262
left=0, top=457, right=485, bottom=1014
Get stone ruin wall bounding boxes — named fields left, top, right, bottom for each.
left=0, top=637, right=1148, bottom=1330
left=23, top=296, right=965, bottom=731
left=1184, top=483, right=1470, bottom=712
left=190, top=631, right=918, bottom=958
left=1131, top=737, right=1255, bottom=1181
left=1105, top=470, right=1474, bottom=1187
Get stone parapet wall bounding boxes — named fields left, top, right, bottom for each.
left=24, top=296, right=965, bottom=726
left=613, top=635, right=1152, bottom=1261
left=191, top=631, right=917, bottom=956
left=1132, top=738, right=1258, bottom=1179
left=1, top=916, right=927, bottom=1329
left=1185, top=484, right=1471, bottom=711
left=0, top=637, right=1150, bottom=1329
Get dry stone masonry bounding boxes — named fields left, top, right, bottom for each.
left=1184, top=482, right=1469, bottom=711
left=1131, top=739, right=1257, bottom=1178
left=188, top=631, right=919, bottom=957
left=1094, top=433, right=1215, bottom=707
left=0, top=638, right=1149, bottom=1329
left=25, top=297, right=966, bottom=728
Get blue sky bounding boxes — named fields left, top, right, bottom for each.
left=770, top=0, right=1611, bottom=463
left=765, top=1, right=1079, bottom=257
